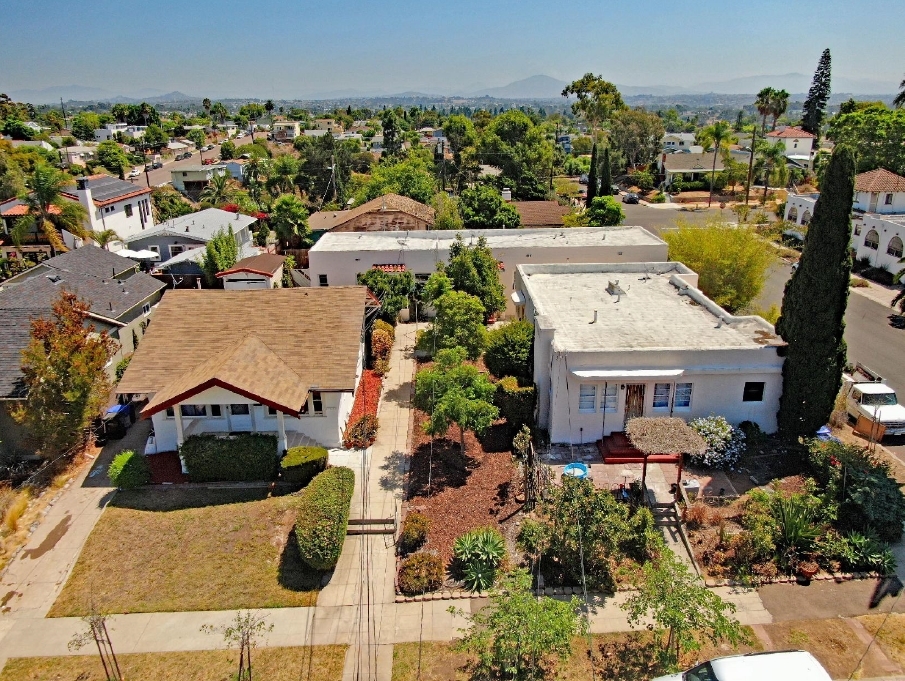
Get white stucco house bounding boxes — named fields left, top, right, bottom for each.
left=764, top=126, right=816, bottom=168
left=170, top=164, right=228, bottom=200
left=272, top=121, right=301, bottom=141
left=661, top=133, right=697, bottom=151
left=116, top=287, right=374, bottom=459
left=784, top=193, right=818, bottom=226
left=94, top=123, right=147, bottom=142
left=852, top=168, right=905, bottom=215
left=853, top=214, right=905, bottom=276
left=513, top=262, right=784, bottom=444
left=306, top=227, right=669, bottom=318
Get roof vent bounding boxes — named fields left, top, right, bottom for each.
left=186, top=226, right=190, bottom=232
left=46, top=274, right=62, bottom=284
left=606, top=280, right=626, bottom=297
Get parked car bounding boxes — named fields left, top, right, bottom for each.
left=610, top=184, right=621, bottom=195
left=128, top=168, right=140, bottom=178
left=202, top=158, right=217, bottom=165
left=152, top=160, right=163, bottom=169
left=175, top=152, right=191, bottom=161
left=652, top=651, right=831, bottom=681
left=579, top=173, right=589, bottom=185
left=622, top=192, right=640, bottom=204
left=842, top=363, right=905, bottom=437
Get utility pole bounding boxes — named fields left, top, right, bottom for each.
left=744, top=126, right=757, bottom=206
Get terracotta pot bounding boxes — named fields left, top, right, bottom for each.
left=798, top=562, right=819, bottom=579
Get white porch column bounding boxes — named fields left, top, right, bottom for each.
left=174, top=408, right=188, bottom=474
left=277, top=412, right=288, bottom=454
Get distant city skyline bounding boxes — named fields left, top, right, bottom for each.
left=3, top=0, right=904, bottom=100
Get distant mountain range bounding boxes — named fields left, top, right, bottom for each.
left=4, top=73, right=898, bottom=105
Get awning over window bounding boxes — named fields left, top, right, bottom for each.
left=571, top=369, right=685, bottom=379
left=510, top=290, right=525, bottom=305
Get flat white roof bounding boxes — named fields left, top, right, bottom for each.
left=126, top=208, right=257, bottom=244
left=518, top=262, right=781, bottom=353
left=854, top=383, right=896, bottom=394
left=310, top=227, right=665, bottom=253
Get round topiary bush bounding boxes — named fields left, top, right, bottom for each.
left=398, top=552, right=444, bottom=596
left=280, top=446, right=328, bottom=486
left=399, top=512, right=430, bottom=554
left=688, top=415, right=746, bottom=469
left=108, top=450, right=151, bottom=489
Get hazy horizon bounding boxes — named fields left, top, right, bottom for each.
left=3, top=0, right=904, bottom=100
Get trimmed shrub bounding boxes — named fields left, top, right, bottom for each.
left=280, top=446, right=328, bottom=485
left=373, top=358, right=390, bottom=377
left=688, top=415, right=746, bottom=469
left=181, top=433, right=278, bottom=482
left=494, top=377, right=536, bottom=430
left=398, top=552, right=444, bottom=596
left=374, top=319, right=395, bottom=342
left=108, top=450, right=150, bottom=489
left=484, top=320, right=533, bottom=383
left=343, top=414, right=379, bottom=449
left=399, top=512, right=430, bottom=554
left=371, top=328, right=393, bottom=363
left=294, top=466, right=355, bottom=570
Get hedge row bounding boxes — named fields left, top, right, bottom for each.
left=108, top=450, right=150, bottom=489
left=181, top=433, right=278, bottom=482
left=294, top=466, right=356, bottom=570
left=280, top=446, right=328, bottom=485
left=494, top=376, right=536, bottom=430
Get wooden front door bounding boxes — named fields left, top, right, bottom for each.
left=870, top=192, right=880, bottom=212
left=624, top=384, right=645, bottom=426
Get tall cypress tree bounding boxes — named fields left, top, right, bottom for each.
left=586, top=143, right=598, bottom=208
left=775, top=145, right=855, bottom=439
left=599, top=146, right=613, bottom=195
left=801, top=49, right=832, bottom=140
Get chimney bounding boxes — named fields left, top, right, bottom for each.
left=501, top=188, right=512, bottom=202
left=75, top=177, right=94, bottom=217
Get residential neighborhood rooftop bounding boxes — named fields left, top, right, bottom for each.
left=308, top=193, right=435, bottom=232
left=5, top=244, right=139, bottom=282
left=517, top=262, right=781, bottom=353
left=510, top=200, right=570, bottom=227
left=125, top=208, right=257, bottom=243
left=216, top=253, right=285, bottom=277
left=0, top=309, right=41, bottom=398
left=661, top=151, right=751, bottom=173
left=766, top=126, right=816, bottom=139
left=855, top=168, right=905, bottom=193
left=60, top=174, right=152, bottom=206
left=310, top=226, right=665, bottom=253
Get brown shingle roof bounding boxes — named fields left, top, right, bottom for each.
left=308, top=193, right=435, bottom=231
left=216, top=253, right=286, bottom=278
left=855, top=168, right=905, bottom=194
left=511, top=201, right=569, bottom=227
left=117, top=288, right=369, bottom=413
left=766, top=126, right=815, bottom=139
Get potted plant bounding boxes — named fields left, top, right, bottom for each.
left=797, top=559, right=820, bottom=580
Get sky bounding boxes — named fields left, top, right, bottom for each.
left=2, top=0, right=904, bottom=99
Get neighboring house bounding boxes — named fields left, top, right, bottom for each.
left=308, top=194, right=435, bottom=235
left=764, top=126, right=816, bottom=168
left=307, top=226, right=668, bottom=318
left=853, top=168, right=905, bottom=214
left=170, top=164, right=228, bottom=201
left=511, top=201, right=570, bottom=228
left=784, top=193, right=818, bottom=226
left=272, top=121, right=301, bottom=141
left=303, top=129, right=331, bottom=138
left=222, top=122, right=239, bottom=137
left=218, top=253, right=285, bottom=289
left=512, top=262, right=784, bottom=444
left=659, top=151, right=751, bottom=187
left=853, top=214, right=905, bottom=276
left=313, top=119, right=343, bottom=133
left=9, top=140, right=53, bottom=151
left=124, top=207, right=258, bottom=277
left=224, top=159, right=249, bottom=182
left=369, top=134, right=384, bottom=150
left=661, top=133, right=697, bottom=151
left=167, top=141, right=190, bottom=153
left=116, top=287, right=373, bottom=455
left=61, top=145, right=97, bottom=167
left=94, top=123, right=147, bottom=142
left=0, top=246, right=166, bottom=456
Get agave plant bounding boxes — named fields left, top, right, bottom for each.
left=462, top=561, right=497, bottom=592
left=453, top=527, right=506, bottom=592
left=773, top=496, right=819, bottom=569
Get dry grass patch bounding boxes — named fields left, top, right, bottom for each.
left=49, top=487, right=322, bottom=617
left=0, top=644, right=346, bottom=681
left=859, top=613, right=905, bottom=669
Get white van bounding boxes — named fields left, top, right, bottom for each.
left=652, top=650, right=831, bottom=681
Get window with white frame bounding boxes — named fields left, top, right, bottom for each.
left=865, top=230, right=880, bottom=250
left=674, top=383, right=693, bottom=408
left=578, top=384, right=596, bottom=412
left=148, top=245, right=160, bottom=260
left=180, top=404, right=207, bottom=417
left=854, top=224, right=862, bottom=236
left=600, top=385, right=618, bottom=413
left=170, top=244, right=186, bottom=257
left=652, top=383, right=671, bottom=409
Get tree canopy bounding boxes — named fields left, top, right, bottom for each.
left=827, top=106, right=905, bottom=176
left=200, top=226, right=239, bottom=286
left=585, top=195, right=624, bottom=227
left=425, top=290, right=486, bottom=360
left=358, top=153, right=435, bottom=205
left=356, top=268, right=415, bottom=323
left=444, top=234, right=507, bottom=320
left=96, top=141, right=130, bottom=175
left=478, top=110, right=552, bottom=200
left=459, top=184, right=520, bottom=230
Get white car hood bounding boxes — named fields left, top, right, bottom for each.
left=862, top=404, right=905, bottom=422
left=650, top=674, right=683, bottom=681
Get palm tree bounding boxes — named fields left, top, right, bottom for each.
left=755, top=87, right=775, bottom=137
left=759, top=141, right=788, bottom=205
left=895, top=75, right=905, bottom=108
left=91, top=228, right=121, bottom=250
left=199, top=172, right=235, bottom=206
left=211, top=102, right=228, bottom=124
left=770, top=89, right=790, bottom=130
left=202, top=98, right=212, bottom=117
left=269, top=194, right=310, bottom=250
left=264, top=99, right=275, bottom=121
left=17, top=165, right=89, bottom=252
left=698, top=120, right=735, bottom=207
left=266, top=154, right=299, bottom=197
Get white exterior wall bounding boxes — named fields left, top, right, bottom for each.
left=222, top=268, right=281, bottom=289
left=767, top=135, right=814, bottom=160
left=853, top=215, right=905, bottom=276
left=854, top=190, right=905, bottom=215
left=171, top=167, right=226, bottom=193
left=784, top=194, right=818, bottom=225
left=308, top=238, right=669, bottom=318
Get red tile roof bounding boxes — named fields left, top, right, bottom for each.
left=855, top=168, right=905, bottom=194
left=372, top=263, right=408, bottom=273
left=766, top=126, right=815, bottom=139
left=0, top=199, right=62, bottom=217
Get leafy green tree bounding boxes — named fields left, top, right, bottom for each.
left=12, top=291, right=116, bottom=457
left=96, top=141, right=130, bottom=176
left=662, top=217, right=773, bottom=312
left=599, top=146, right=613, bottom=195
left=70, top=112, right=100, bottom=141
left=421, top=270, right=453, bottom=305
left=478, top=110, right=553, bottom=200
left=151, top=186, right=194, bottom=221
left=17, top=164, right=90, bottom=251
left=585, top=195, right=624, bottom=226
left=484, top=320, right=533, bottom=383
left=459, top=184, right=520, bottom=229
left=611, top=107, right=666, bottom=169
left=697, top=120, right=735, bottom=206
left=776, top=145, right=855, bottom=439
left=220, top=140, right=236, bottom=160
left=622, top=549, right=746, bottom=664
left=269, top=193, right=310, bottom=249
left=561, top=73, right=626, bottom=142
left=238, top=103, right=265, bottom=120
left=200, top=226, right=239, bottom=287
left=143, top=124, right=168, bottom=149
left=442, top=114, right=478, bottom=191
left=358, top=154, right=435, bottom=204
left=801, top=49, right=832, bottom=139
left=414, top=346, right=498, bottom=453
left=0, top=150, right=26, bottom=201
left=585, top=143, right=599, bottom=207
left=186, top=128, right=206, bottom=150
left=445, top=234, right=506, bottom=320
left=426, top=291, right=486, bottom=360
left=356, top=268, right=415, bottom=323
left=451, top=569, right=586, bottom=681
left=199, top=172, right=235, bottom=206
left=0, top=119, right=34, bottom=140
left=827, top=107, right=905, bottom=175
left=431, top=192, right=463, bottom=230
left=295, top=134, right=354, bottom=204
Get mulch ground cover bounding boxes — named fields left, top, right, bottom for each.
left=349, top=369, right=382, bottom=422
left=146, top=451, right=189, bottom=484
left=405, top=411, right=520, bottom=564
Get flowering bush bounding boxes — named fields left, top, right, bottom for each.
left=688, top=415, right=746, bottom=469
left=342, top=370, right=383, bottom=448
